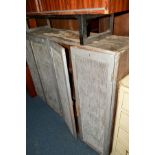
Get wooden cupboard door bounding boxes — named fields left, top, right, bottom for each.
left=26, top=39, right=45, bottom=101
left=71, top=47, right=115, bottom=155
left=114, top=141, right=128, bottom=155
left=49, top=40, right=77, bottom=137
left=119, top=112, right=129, bottom=133
left=121, top=90, right=129, bottom=112
left=111, top=76, right=129, bottom=155
left=30, top=37, right=62, bottom=115
left=117, top=128, right=129, bottom=149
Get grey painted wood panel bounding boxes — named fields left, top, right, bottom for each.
left=27, top=30, right=76, bottom=137
left=30, top=37, right=62, bottom=115
left=26, top=39, right=45, bottom=101
left=49, top=41, right=77, bottom=137
left=71, top=47, right=115, bottom=155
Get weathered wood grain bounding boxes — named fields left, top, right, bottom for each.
left=71, top=47, right=115, bottom=154
left=117, top=47, right=129, bottom=82
left=26, top=39, right=45, bottom=101
left=49, top=40, right=77, bottom=137
left=27, top=28, right=77, bottom=136
left=29, top=36, right=62, bottom=115
left=71, top=36, right=129, bottom=155
left=29, top=27, right=129, bottom=49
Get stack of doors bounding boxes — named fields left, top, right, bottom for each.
left=26, top=28, right=77, bottom=137
left=26, top=26, right=129, bottom=155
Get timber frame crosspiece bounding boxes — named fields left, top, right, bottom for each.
left=26, top=14, right=114, bottom=45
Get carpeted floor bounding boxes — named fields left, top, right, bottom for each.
left=26, top=94, right=98, bottom=155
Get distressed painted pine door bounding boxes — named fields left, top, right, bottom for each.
left=48, top=40, right=77, bottom=137
left=26, top=39, right=45, bottom=101
left=27, top=34, right=76, bottom=137
left=29, top=36, right=62, bottom=115
left=71, top=46, right=115, bottom=155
